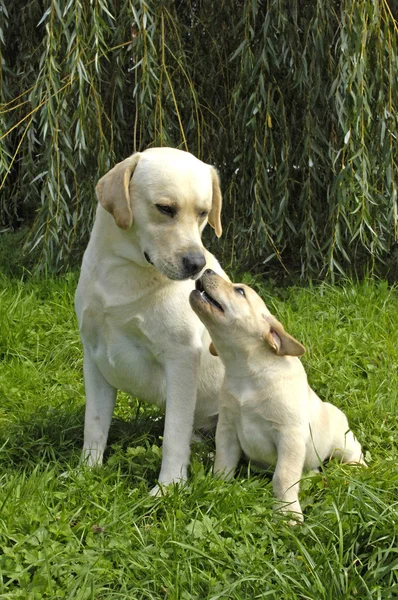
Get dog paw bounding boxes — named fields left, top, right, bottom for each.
left=191, top=431, right=206, bottom=443
left=81, top=449, right=104, bottom=468
left=150, top=477, right=188, bottom=497
left=274, top=502, right=304, bottom=526
left=285, top=513, right=304, bottom=527
left=149, top=483, right=166, bottom=497
left=344, top=458, right=368, bottom=468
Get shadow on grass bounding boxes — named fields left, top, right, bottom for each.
left=0, top=403, right=165, bottom=476
left=0, top=400, right=271, bottom=490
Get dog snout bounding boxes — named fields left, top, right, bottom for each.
left=182, top=252, right=206, bottom=277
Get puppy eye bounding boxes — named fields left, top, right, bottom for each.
left=199, top=211, right=208, bottom=218
left=156, top=204, right=176, bottom=217
left=235, top=287, right=246, bottom=297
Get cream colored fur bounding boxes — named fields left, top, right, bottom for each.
left=75, top=148, right=228, bottom=494
left=190, top=270, right=366, bottom=522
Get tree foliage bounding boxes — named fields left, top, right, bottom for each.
left=0, top=0, right=397, bottom=278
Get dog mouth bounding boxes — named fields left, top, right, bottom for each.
left=195, top=279, right=224, bottom=312
left=144, top=251, right=199, bottom=281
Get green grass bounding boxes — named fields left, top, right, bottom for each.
left=0, top=271, right=397, bottom=599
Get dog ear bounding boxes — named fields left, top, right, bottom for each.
left=209, top=341, right=218, bottom=356
left=262, top=315, right=305, bottom=357
left=96, top=153, right=141, bottom=230
left=208, top=167, right=222, bottom=238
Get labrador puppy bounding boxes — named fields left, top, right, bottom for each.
left=75, top=148, right=228, bottom=494
left=190, top=270, right=366, bottom=521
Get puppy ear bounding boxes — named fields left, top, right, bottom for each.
left=208, top=167, right=222, bottom=238
left=209, top=341, right=218, bottom=356
left=262, top=315, right=305, bottom=357
left=96, top=153, right=141, bottom=230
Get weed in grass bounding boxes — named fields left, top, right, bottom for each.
left=0, top=273, right=397, bottom=598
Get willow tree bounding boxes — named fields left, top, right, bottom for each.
left=0, top=0, right=397, bottom=278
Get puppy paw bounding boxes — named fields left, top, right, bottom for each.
left=274, top=501, right=304, bottom=525
left=285, top=512, right=304, bottom=527
left=344, top=457, right=368, bottom=468
left=277, top=508, right=304, bottom=526
left=191, top=431, right=207, bottom=443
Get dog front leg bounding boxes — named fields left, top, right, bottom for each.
left=151, top=350, right=201, bottom=495
left=273, top=434, right=306, bottom=523
left=81, top=350, right=117, bottom=467
left=214, top=405, right=241, bottom=480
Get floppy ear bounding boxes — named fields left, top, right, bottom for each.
left=209, top=341, right=218, bottom=356
left=208, top=167, right=222, bottom=238
left=96, top=153, right=141, bottom=230
left=262, top=315, right=305, bottom=357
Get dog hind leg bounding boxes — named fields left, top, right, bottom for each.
left=340, top=430, right=367, bottom=467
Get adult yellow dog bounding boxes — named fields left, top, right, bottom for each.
left=75, top=148, right=228, bottom=495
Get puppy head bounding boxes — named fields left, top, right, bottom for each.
left=95, top=148, right=222, bottom=280
left=189, top=270, right=305, bottom=359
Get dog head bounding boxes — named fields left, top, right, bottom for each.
left=95, top=148, right=222, bottom=280
left=189, top=270, right=305, bottom=358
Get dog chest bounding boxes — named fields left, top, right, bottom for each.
left=236, top=410, right=278, bottom=466
left=96, top=330, right=167, bottom=407
left=224, top=382, right=309, bottom=467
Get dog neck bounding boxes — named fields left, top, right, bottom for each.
left=215, top=339, right=289, bottom=380
left=92, top=206, right=145, bottom=263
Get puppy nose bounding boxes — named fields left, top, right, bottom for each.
left=182, top=252, right=206, bottom=276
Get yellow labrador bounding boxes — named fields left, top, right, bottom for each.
left=190, top=270, right=366, bottom=521
left=75, top=148, right=228, bottom=494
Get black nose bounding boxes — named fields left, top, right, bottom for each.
left=182, top=252, right=206, bottom=277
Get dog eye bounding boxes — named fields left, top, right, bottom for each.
left=199, top=210, right=208, bottom=218
left=235, top=287, right=246, bottom=297
left=156, top=204, right=176, bottom=217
